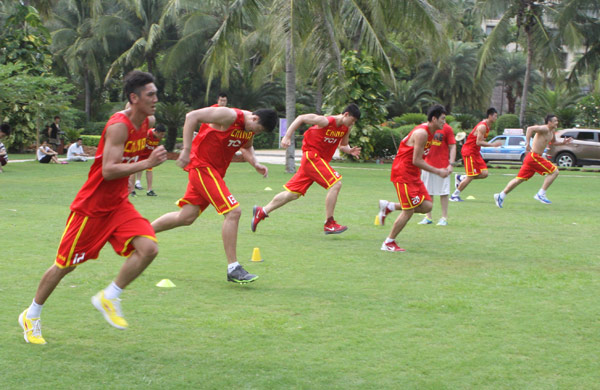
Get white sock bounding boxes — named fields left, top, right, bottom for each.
left=227, top=262, right=240, bottom=273
left=453, top=189, right=461, bottom=196
left=135, top=180, right=141, bottom=185
left=387, top=203, right=395, bottom=211
left=103, top=282, right=123, bottom=300
left=27, top=299, right=43, bottom=319
left=500, top=191, right=506, bottom=199
left=538, top=189, right=546, bottom=196
left=384, top=237, right=395, bottom=244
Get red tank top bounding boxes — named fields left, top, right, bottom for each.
left=187, top=108, right=252, bottom=177
left=71, top=112, right=150, bottom=216
left=461, top=120, right=490, bottom=156
left=140, top=128, right=160, bottom=159
left=390, top=123, right=434, bottom=182
left=302, top=116, right=349, bottom=161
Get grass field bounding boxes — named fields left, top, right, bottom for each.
left=1, top=159, right=599, bottom=389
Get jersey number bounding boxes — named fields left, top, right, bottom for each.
left=323, top=137, right=337, bottom=144
left=122, top=155, right=139, bottom=164
left=72, top=252, right=86, bottom=264
left=228, top=140, right=242, bottom=148
left=411, top=196, right=421, bottom=206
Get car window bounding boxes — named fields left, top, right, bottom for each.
left=561, top=132, right=577, bottom=139
left=494, top=136, right=507, bottom=145
left=576, top=132, right=595, bottom=141
left=508, top=137, right=523, bottom=146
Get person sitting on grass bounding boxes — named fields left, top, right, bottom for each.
left=67, top=138, right=89, bottom=162
left=37, top=140, right=63, bottom=164
left=0, top=123, right=10, bottom=173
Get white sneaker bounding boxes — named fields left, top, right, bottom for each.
left=377, top=200, right=392, bottom=226
left=534, top=193, right=552, bottom=204
left=437, top=218, right=447, bottom=226
left=134, top=181, right=143, bottom=190
left=455, top=174, right=464, bottom=190
left=417, top=217, right=432, bottom=225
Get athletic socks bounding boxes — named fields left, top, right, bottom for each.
left=452, top=189, right=461, bottom=197
left=384, top=237, right=395, bottom=244
left=538, top=189, right=546, bottom=196
left=227, top=262, right=240, bottom=273
left=500, top=191, right=506, bottom=199
left=103, top=282, right=123, bottom=300
left=387, top=203, right=395, bottom=212
left=27, top=299, right=43, bottom=319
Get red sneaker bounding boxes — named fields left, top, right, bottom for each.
left=380, top=240, right=405, bottom=252
left=251, top=206, right=267, bottom=232
left=324, top=220, right=348, bottom=235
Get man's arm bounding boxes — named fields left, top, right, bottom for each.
left=475, top=125, right=502, bottom=147
left=177, top=107, right=237, bottom=168
left=448, top=143, right=456, bottom=172
left=412, top=130, right=449, bottom=177
left=338, top=131, right=361, bottom=157
left=102, top=122, right=167, bottom=180
left=239, top=138, right=268, bottom=178
left=280, top=113, right=329, bottom=148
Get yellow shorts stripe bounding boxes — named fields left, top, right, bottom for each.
left=66, top=215, right=88, bottom=267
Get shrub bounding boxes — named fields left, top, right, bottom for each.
left=81, top=135, right=101, bottom=147
left=454, top=113, right=478, bottom=130
left=576, top=94, right=600, bottom=128
left=370, top=124, right=418, bottom=159
left=81, top=122, right=106, bottom=135
left=496, top=114, right=521, bottom=134
left=396, top=113, right=426, bottom=126
left=253, top=132, right=277, bottom=149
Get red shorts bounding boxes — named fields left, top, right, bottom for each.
left=177, top=167, right=239, bottom=215
left=55, top=203, right=156, bottom=268
left=517, top=152, right=557, bottom=180
left=284, top=151, right=341, bottom=195
left=463, top=153, right=488, bottom=176
left=393, top=181, right=431, bottom=210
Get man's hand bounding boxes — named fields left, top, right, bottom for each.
left=255, top=163, right=268, bottom=178
left=447, top=164, right=453, bottom=173
left=438, top=167, right=450, bottom=178
left=148, top=145, right=167, bottom=168
left=175, top=149, right=190, bottom=169
left=280, top=137, right=292, bottom=149
left=492, top=141, right=503, bottom=147
left=564, top=137, right=573, bottom=144
left=346, top=146, right=361, bottom=157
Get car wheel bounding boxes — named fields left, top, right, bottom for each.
left=555, top=152, right=576, bottom=167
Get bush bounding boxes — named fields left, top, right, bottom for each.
left=63, top=128, right=81, bottom=143
left=81, top=122, right=106, bottom=135
left=454, top=113, right=478, bottom=130
left=395, top=113, right=426, bottom=126
left=576, top=94, right=600, bottom=128
left=81, top=135, right=101, bottom=147
left=253, top=132, right=277, bottom=149
left=496, top=114, right=521, bottom=134
left=370, top=124, right=417, bottom=159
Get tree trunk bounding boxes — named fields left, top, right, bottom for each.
left=315, top=74, right=323, bottom=114
left=84, top=70, right=91, bottom=121
left=519, top=30, right=533, bottom=126
left=166, top=126, right=177, bottom=152
left=285, top=35, right=296, bottom=174
left=505, top=84, right=516, bottom=113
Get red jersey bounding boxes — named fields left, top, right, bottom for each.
left=302, top=116, right=349, bottom=161
left=198, top=104, right=220, bottom=134
left=140, top=128, right=161, bottom=159
left=71, top=112, right=150, bottom=217
left=187, top=108, right=252, bottom=177
left=390, top=123, right=434, bottom=183
left=461, top=120, right=490, bottom=156
left=424, top=124, right=456, bottom=169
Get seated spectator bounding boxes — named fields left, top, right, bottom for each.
left=37, top=140, right=63, bottom=164
left=67, top=138, right=89, bottom=162
left=0, top=123, right=10, bottom=173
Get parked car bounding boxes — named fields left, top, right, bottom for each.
left=547, top=128, right=600, bottom=167
left=480, top=135, right=532, bottom=162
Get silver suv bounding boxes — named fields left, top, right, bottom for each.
left=547, top=128, right=600, bottom=167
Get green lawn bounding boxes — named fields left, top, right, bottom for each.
left=1, top=160, right=599, bottom=389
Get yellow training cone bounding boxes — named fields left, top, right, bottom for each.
left=374, top=215, right=380, bottom=226
left=466, top=195, right=476, bottom=200
left=264, top=187, right=273, bottom=191
left=156, top=279, right=176, bottom=288
left=251, top=247, right=263, bottom=262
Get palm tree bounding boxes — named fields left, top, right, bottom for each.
left=476, top=0, right=561, bottom=125
left=493, top=51, right=527, bottom=114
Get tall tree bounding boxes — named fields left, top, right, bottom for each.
left=476, top=0, right=561, bottom=125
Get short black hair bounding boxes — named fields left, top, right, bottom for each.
left=343, top=103, right=361, bottom=120
left=544, top=114, right=557, bottom=124
left=0, top=123, right=11, bottom=136
left=54, top=115, right=60, bottom=120
left=218, top=92, right=228, bottom=98
left=123, top=70, right=155, bottom=103
left=427, top=104, right=447, bottom=121
left=76, top=137, right=83, bottom=141
left=155, top=123, right=167, bottom=133
left=253, top=109, right=278, bottom=132
left=486, top=107, right=498, bottom=117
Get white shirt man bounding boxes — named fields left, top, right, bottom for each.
left=67, top=139, right=88, bottom=162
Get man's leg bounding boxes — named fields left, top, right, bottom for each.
left=252, top=190, right=300, bottom=232
left=146, top=170, right=153, bottom=191
left=440, top=195, right=449, bottom=219
left=223, top=207, right=258, bottom=283
left=494, top=177, right=525, bottom=208
left=151, top=203, right=200, bottom=233
left=325, top=180, right=342, bottom=219
left=425, top=195, right=434, bottom=220
left=93, top=236, right=159, bottom=330
left=382, top=201, right=433, bottom=252
left=541, top=170, right=559, bottom=191
left=20, top=265, right=76, bottom=344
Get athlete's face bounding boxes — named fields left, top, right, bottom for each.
left=488, top=112, right=498, bottom=123
left=342, top=113, right=358, bottom=127
left=432, top=114, right=446, bottom=130
left=547, top=116, right=559, bottom=129
left=217, top=96, right=228, bottom=107
left=245, top=115, right=265, bottom=133
left=131, top=83, right=158, bottom=116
